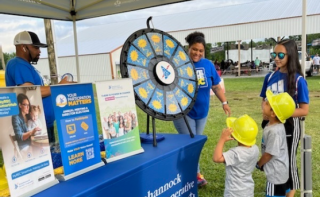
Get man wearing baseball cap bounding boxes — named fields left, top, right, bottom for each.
left=5, top=31, right=71, bottom=146
left=13, top=31, right=48, bottom=64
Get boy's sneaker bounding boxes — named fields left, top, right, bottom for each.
left=197, top=173, right=207, bottom=187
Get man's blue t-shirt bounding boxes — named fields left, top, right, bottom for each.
left=188, top=58, right=221, bottom=119
left=5, top=57, right=55, bottom=127
left=260, top=71, right=309, bottom=105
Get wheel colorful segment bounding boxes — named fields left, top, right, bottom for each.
left=120, top=29, right=198, bottom=121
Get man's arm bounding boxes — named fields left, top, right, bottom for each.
left=40, top=86, right=51, bottom=97
left=20, top=82, right=51, bottom=97
left=20, top=76, right=74, bottom=98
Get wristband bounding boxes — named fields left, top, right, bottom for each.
left=256, top=162, right=264, bottom=171
left=222, top=101, right=228, bottom=105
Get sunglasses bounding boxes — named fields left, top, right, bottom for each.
left=270, top=52, right=286, bottom=60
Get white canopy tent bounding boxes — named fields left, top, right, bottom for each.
left=0, top=0, right=191, bottom=81
left=0, top=0, right=191, bottom=20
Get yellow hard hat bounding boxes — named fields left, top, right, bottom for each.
left=266, top=90, right=295, bottom=123
left=226, top=114, right=258, bottom=146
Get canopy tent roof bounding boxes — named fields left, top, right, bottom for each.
left=156, top=0, right=320, bottom=32
left=42, top=0, right=320, bottom=57
left=0, top=0, right=191, bottom=21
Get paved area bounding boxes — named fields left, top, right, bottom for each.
left=220, top=67, right=270, bottom=79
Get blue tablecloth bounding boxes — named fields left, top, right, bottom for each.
left=33, top=134, right=207, bottom=197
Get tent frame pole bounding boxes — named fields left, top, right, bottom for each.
left=73, top=16, right=81, bottom=82
left=301, top=0, right=307, bottom=196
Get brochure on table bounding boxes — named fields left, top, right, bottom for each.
left=50, top=83, right=104, bottom=181
left=96, top=79, right=144, bottom=163
left=0, top=86, right=58, bottom=197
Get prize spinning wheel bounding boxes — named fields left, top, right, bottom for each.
left=120, top=18, right=198, bottom=145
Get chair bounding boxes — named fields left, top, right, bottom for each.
left=9, top=134, right=23, bottom=161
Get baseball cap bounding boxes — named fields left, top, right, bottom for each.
left=14, top=31, right=48, bottom=48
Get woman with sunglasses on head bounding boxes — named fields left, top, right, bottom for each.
left=173, top=31, right=231, bottom=187
left=260, top=39, right=309, bottom=197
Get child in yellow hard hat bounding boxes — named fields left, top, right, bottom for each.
left=213, top=114, right=259, bottom=196
left=257, top=90, right=296, bottom=197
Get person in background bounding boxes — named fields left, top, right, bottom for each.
left=260, top=39, right=309, bottom=197
left=5, top=31, right=74, bottom=147
left=220, top=60, right=225, bottom=71
left=108, top=122, right=116, bottom=139
left=257, top=90, right=296, bottom=197
left=112, top=114, right=120, bottom=137
left=254, top=57, right=261, bottom=73
left=251, top=60, right=255, bottom=70
left=173, top=31, right=231, bottom=187
left=124, top=115, right=132, bottom=135
left=103, top=117, right=110, bottom=139
left=213, top=114, right=259, bottom=197
left=131, top=113, right=137, bottom=130
left=118, top=122, right=124, bottom=137
left=214, top=59, right=218, bottom=66
left=312, top=53, right=320, bottom=73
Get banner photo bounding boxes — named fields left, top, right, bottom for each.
left=50, top=83, right=102, bottom=177
left=96, top=79, right=144, bottom=163
left=0, top=86, right=57, bottom=197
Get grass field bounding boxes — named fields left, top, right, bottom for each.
left=133, top=75, right=320, bottom=197
left=1, top=75, right=319, bottom=196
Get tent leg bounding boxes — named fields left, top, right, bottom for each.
left=302, top=135, right=313, bottom=197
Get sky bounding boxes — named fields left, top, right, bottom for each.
left=0, top=0, right=267, bottom=53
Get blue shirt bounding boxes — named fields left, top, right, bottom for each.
left=188, top=58, right=221, bottom=119
left=12, top=114, right=30, bottom=149
left=5, top=57, right=55, bottom=127
left=260, top=71, right=309, bottom=105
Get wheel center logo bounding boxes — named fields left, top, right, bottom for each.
left=155, top=61, right=175, bottom=84
left=161, top=66, right=171, bottom=79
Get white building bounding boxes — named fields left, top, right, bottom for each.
left=226, top=49, right=272, bottom=64
left=35, top=0, right=320, bottom=83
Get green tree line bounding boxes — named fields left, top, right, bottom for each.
left=207, top=33, right=320, bottom=63
left=0, top=52, right=16, bottom=70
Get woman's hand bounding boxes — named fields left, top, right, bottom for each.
left=222, top=104, right=231, bottom=117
